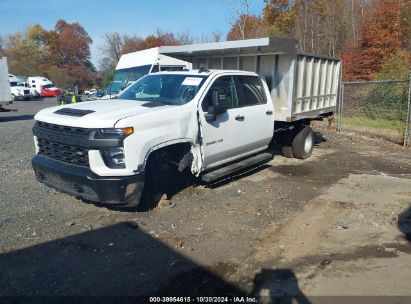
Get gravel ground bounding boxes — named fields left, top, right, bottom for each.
left=0, top=98, right=411, bottom=301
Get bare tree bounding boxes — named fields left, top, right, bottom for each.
left=211, top=31, right=223, bottom=42
left=223, top=0, right=253, bottom=40
left=99, top=32, right=143, bottom=69
left=177, top=31, right=194, bottom=45
left=99, top=32, right=124, bottom=69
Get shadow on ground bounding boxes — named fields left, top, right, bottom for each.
left=0, top=222, right=309, bottom=302
left=399, top=206, right=411, bottom=242
left=0, top=115, right=34, bottom=122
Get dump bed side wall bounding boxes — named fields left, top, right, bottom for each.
left=292, top=55, right=340, bottom=120
left=192, top=54, right=290, bottom=117
left=191, top=53, right=340, bottom=122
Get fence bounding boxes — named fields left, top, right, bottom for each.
left=337, top=75, right=411, bottom=147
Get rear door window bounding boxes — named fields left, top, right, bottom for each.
left=236, top=76, right=267, bottom=107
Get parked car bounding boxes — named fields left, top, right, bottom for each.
left=84, top=88, right=97, bottom=95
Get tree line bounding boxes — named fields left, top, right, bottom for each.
left=0, top=0, right=409, bottom=89
left=227, top=0, right=410, bottom=81
left=1, top=20, right=95, bottom=89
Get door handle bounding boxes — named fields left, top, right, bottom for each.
left=266, top=110, right=273, bottom=115
left=235, top=115, right=245, bottom=121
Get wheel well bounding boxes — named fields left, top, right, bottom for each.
left=145, top=142, right=192, bottom=170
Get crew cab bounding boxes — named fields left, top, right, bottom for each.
left=32, top=70, right=278, bottom=207
left=31, top=38, right=340, bottom=210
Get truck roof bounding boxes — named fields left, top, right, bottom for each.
left=158, top=37, right=339, bottom=61
left=116, top=47, right=191, bottom=70
left=153, top=69, right=259, bottom=77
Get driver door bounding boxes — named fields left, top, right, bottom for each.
left=199, top=75, right=250, bottom=169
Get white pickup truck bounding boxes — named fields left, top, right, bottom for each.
left=31, top=38, right=340, bottom=209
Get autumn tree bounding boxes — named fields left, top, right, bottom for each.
left=49, top=19, right=94, bottom=88
left=6, top=24, right=49, bottom=76
left=5, top=20, right=94, bottom=88
left=227, top=14, right=264, bottom=40
left=375, top=49, right=411, bottom=80
left=262, top=0, right=295, bottom=36
left=345, top=0, right=405, bottom=80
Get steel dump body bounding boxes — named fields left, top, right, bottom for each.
left=159, top=37, right=340, bottom=122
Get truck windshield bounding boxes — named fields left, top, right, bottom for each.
left=113, top=65, right=152, bottom=86
left=118, top=74, right=207, bottom=105
left=42, top=83, right=55, bottom=89
left=9, top=82, right=25, bottom=87
left=106, top=82, right=123, bottom=95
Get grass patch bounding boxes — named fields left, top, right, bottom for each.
left=343, top=117, right=405, bottom=131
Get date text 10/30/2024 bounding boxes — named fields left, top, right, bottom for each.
left=149, top=296, right=258, bottom=303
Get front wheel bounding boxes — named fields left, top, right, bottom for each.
left=292, top=126, right=314, bottom=159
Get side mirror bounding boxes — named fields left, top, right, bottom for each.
left=205, top=90, right=228, bottom=122
left=211, top=90, right=228, bottom=114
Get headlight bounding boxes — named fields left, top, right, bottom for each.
left=101, top=147, right=126, bottom=168
left=95, top=127, right=133, bottom=139
left=97, top=127, right=133, bottom=169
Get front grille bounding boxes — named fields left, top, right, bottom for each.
left=37, top=138, right=89, bottom=167
left=37, top=121, right=91, bottom=136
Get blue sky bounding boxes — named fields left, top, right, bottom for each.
left=0, top=0, right=265, bottom=67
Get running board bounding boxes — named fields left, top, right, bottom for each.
left=201, top=153, right=273, bottom=183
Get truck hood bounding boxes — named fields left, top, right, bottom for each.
left=34, top=99, right=174, bottom=128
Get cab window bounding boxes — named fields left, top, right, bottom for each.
left=202, top=76, right=238, bottom=112
left=237, top=76, right=267, bottom=107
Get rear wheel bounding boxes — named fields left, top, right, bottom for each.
left=292, top=126, right=314, bottom=159
left=11, top=94, right=16, bottom=102
left=281, top=144, right=294, bottom=158
left=279, top=132, right=295, bottom=158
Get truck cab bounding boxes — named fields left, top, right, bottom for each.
left=28, top=76, right=62, bottom=97
left=101, top=48, right=192, bottom=99
left=9, top=74, right=31, bottom=101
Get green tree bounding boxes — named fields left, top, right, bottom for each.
left=6, top=24, right=49, bottom=76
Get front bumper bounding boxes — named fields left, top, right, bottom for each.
left=32, top=155, right=145, bottom=206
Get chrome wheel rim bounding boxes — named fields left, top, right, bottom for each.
left=304, top=134, right=313, bottom=153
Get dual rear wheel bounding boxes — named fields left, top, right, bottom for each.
left=281, top=125, right=314, bottom=159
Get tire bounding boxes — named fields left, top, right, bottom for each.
left=279, top=132, right=295, bottom=158
left=140, top=152, right=176, bottom=210
left=281, top=145, right=294, bottom=158
left=292, top=126, right=314, bottom=159
left=11, top=94, right=16, bottom=102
